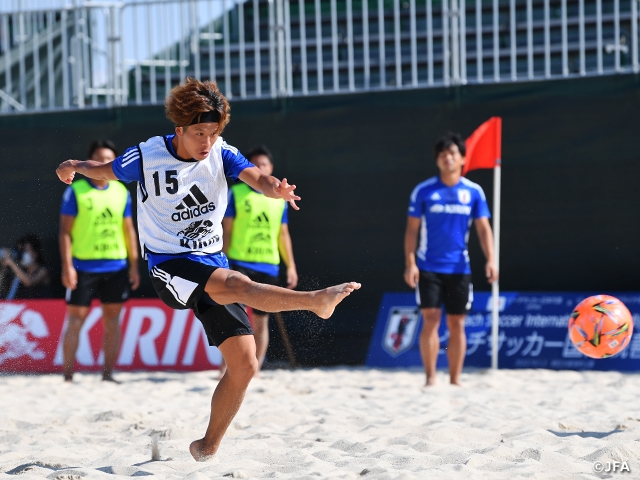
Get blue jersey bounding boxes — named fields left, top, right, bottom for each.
left=60, top=179, right=133, bottom=273
left=408, top=176, right=490, bottom=274
left=224, top=188, right=289, bottom=277
left=111, top=134, right=253, bottom=270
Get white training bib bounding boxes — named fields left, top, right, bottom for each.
left=136, top=136, right=228, bottom=258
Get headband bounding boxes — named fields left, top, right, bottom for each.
left=189, top=110, right=221, bottom=125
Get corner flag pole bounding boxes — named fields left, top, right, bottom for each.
left=464, top=116, right=502, bottom=369
left=491, top=160, right=501, bottom=369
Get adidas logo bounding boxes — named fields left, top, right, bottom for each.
left=430, top=192, right=441, bottom=201
left=172, top=186, right=216, bottom=222
left=250, top=212, right=270, bottom=227
left=94, top=208, right=117, bottom=225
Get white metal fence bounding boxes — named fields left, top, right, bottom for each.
left=0, top=0, right=638, bottom=113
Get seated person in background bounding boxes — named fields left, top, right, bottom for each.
left=0, top=234, right=52, bottom=299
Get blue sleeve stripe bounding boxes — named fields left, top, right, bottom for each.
left=221, top=141, right=239, bottom=155
left=410, top=178, right=437, bottom=202
left=121, top=148, right=139, bottom=168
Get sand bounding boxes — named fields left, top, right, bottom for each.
left=0, top=367, right=639, bottom=479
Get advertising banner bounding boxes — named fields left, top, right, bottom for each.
left=366, top=292, right=640, bottom=371
left=0, top=299, right=221, bottom=373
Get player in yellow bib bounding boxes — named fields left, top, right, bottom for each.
left=59, top=140, right=140, bottom=382
left=222, top=146, right=298, bottom=374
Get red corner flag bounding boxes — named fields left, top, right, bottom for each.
left=462, top=117, right=502, bottom=176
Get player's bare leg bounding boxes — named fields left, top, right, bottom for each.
left=101, top=303, right=123, bottom=382
left=62, top=305, right=90, bottom=381
left=446, top=314, right=466, bottom=386
left=252, top=312, right=270, bottom=371
left=218, top=310, right=270, bottom=379
left=217, top=358, right=227, bottom=379
left=190, top=335, right=258, bottom=461
left=419, top=308, right=441, bottom=386
left=205, top=269, right=360, bottom=319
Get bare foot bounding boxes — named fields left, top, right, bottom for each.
left=450, top=380, right=463, bottom=387
left=425, top=377, right=437, bottom=387
left=313, top=282, right=361, bottom=319
left=102, top=374, right=121, bottom=384
left=189, top=439, right=216, bottom=462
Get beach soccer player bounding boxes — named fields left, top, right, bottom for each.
left=404, top=132, right=497, bottom=387
left=222, top=145, right=298, bottom=374
left=59, top=140, right=140, bottom=383
left=55, top=77, right=360, bottom=461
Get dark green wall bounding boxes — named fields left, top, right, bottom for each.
left=1, top=74, right=639, bottom=365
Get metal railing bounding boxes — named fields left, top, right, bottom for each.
left=0, top=0, right=638, bottom=113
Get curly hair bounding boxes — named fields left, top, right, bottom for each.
left=165, top=77, right=231, bottom=132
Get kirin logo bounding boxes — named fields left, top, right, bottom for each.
left=0, top=304, right=49, bottom=364
left=383, top=307, right=420, bottom=357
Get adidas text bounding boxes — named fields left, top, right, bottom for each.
left=171, top=202, right=216, bottom=222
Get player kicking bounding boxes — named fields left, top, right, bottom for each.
left=55, top=77, right=360, bottom=461
left=404, top=132, right=497, bottom=387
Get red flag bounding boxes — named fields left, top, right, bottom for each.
left=462, top=117, right=502, bottom=176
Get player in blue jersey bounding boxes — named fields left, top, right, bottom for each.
left=55, top=77, right=360, bottom=461
left=404, top=132, right=498, bottom=387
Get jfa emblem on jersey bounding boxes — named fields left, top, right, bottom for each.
left=382, top=307, right=420, bottom=357
left=457, top=189, right=471, bottom=204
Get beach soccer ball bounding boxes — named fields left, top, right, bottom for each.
left=568, top=295, right=634, bottom=359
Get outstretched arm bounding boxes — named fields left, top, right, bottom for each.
left=474, top=217, right=498, bottom=283
left=404, top=216, right=421, bottom=288
left=56, top=160, right=117, bottom=185
left=238, top=166, right=301, bottom=210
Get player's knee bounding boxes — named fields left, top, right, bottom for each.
left=65, top=316, right=85, bottom=332
left=421, top=311, right=441, bottom=332
left=224, top=271, right=253, bottom=294
left=101, top=315, right=121, bottom=330
left=447, top=320, right=464, bottom=337
left=229, top=355, right=258, bottom=382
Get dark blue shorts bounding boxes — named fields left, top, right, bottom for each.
left=149, top=258, right=252, bottom=347
left=66, top=268, right=130, bottom=306
left=416, top=271, right=473, bottom=315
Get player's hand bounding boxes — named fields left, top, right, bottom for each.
left=286, top=265, right=298, bottom=289
left=56, top=160, right=77, bottom=184
left=485, top=262, right=499, bottom=284
left=404, top=264, right=420, bottom=288
left=276, top=178, right=301, bottom=210
left=62, top=266, right=78, bottom=290
left=129, top=266, right=140, bottom=290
